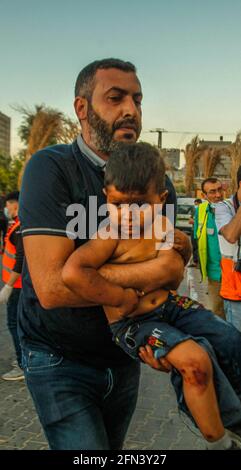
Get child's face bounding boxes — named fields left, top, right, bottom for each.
left=104, top=184, right=167, bottom=236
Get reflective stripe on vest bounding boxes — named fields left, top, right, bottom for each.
left=2, top=219, right=22, bottom=289
left=196, top=201, right=209, bottom=280
left=4, top=249, right=16, bottom=259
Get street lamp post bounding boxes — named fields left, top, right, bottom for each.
left=150, top=128, right=166, bottom=149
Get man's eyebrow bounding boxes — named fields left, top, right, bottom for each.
left=209, top=186, right=223, bottom=191
left=105, top=87, right=143, bottom=97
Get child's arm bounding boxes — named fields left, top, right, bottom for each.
left=62, top=235, right=138, bottom=315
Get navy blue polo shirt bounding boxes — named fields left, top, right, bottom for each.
left=18, top=140, right=177, bottom=368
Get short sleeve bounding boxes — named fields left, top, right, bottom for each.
left=214, top=201, right=234, bottom=233
left=19, top=150, right=74, bottom=238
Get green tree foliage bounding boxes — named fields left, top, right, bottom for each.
left=0, top=153, right=25, bottom=194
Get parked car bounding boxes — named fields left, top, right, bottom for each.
left=176, top=197, right=196, bottom=235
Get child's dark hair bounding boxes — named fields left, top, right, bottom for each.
left=104, top=142, right=165, bottom=194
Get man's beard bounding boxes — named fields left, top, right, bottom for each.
left=87, top=102, right=140, bottom=155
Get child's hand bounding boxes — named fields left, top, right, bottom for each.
left=139, top=345, right=172, bottom=373
left=173, top=229, right=192, bottom=265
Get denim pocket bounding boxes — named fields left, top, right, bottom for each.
left=24, top=349, right=64, bottom=372
left=112, top=321, right=142, bottom=360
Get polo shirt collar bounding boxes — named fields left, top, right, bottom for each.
left=77, top=134, right=106, bottom=170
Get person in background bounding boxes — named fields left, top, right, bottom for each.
left=215, top=166, right=241, bottom=330
left=0, top=191, right=24, bottom=381
left=194, top=178, right=225, bottom=318
left=189, top=198, right=202, bottom=267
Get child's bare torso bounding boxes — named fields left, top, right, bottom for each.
left=105, top=236, right=170, bottom=317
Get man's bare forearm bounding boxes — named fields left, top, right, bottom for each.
left=220, top=206, right=241, bottom=243
left=49, top=256, right=183, bottom=309
left=62, top=265, right=125, bottom=307
left=43, top=257, right=183, bottom=309
left=23, top=236, right=98, bottom=310
left=99, top=251, right=184, bottom=293
left=37, top=267, right=97, bottom=309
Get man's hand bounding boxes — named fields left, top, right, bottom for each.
left=0, top=285, right=13, bottom=304
left=104, top=288, right=139, bottom=323
left=139, top=345, right=172, bottom=373
left=173, top=229, right=192, bottom=265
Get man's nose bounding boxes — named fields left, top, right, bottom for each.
left=121, top=96, right=139, bottom=118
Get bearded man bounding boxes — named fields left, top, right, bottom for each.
left=18, top=58, right=186, bottom=450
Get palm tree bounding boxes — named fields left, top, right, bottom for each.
left=184, top=136, right=237, bottom=194
left=15, top=104, right=79, bottom=187
left=184, top=136, right=203, bottom=195
left=14, top=104, right=46, bottom=147
left=26, top=108, right=63, bottom=158
left=203, top=147, right=221, bottom=178
left=229, top=132, right=241, bottom=192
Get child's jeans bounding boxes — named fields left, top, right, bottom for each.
left=110, top=293, right=241, bottom=429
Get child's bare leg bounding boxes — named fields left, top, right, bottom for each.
left=166, top=339, right=224, bottom=442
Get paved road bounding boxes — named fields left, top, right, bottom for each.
left=0, top=267, right=209, bottom=450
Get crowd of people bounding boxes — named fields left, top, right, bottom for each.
left=0, top=58, right=241, bottom=451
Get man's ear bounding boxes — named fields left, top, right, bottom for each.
left=159, top=190, right=168, bottom=204
left=103, top=188, right=107, bottom=196
left=74, top=96, right=88, bottom=121
left=201, top=191, right=206, bottom=200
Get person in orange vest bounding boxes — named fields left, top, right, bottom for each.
left=215, top=166, right=241, bottom=331
left=0, top=191, right=24, bottom=381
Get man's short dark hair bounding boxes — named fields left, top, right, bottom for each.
left=201, top=177, right=220, bottom=193
left=237, top=165, right=241, bottom=188
left=5, top=191, right=20, bottom=203
left=105, top=142, right=165, bottom=194
left=75, top=58, right=137, bottom=99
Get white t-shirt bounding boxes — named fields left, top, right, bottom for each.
left=214, top=197, right=239, bottom=260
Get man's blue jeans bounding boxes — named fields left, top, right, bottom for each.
left=21, top=345, right=140, bottom=450
left=224, top=299, right=241, bottom=332
left=7, top=288, right=22, bottom=367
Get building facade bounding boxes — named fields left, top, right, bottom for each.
left=161, top=148, right=180, bottom=169
left=0, top=112, right=11, bottom=156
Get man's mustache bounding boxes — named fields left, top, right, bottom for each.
left=113, top=119, right=139, bottom=132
